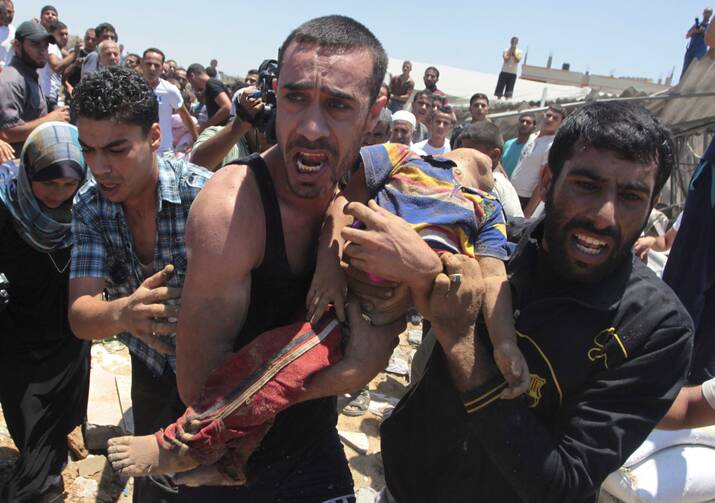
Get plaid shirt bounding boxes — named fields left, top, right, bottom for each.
left=70, top=157, right=212, bottom=376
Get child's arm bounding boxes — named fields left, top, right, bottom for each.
left=306, top=168, right=370, bottom=324
left=477, top=256, right=530, bottom=399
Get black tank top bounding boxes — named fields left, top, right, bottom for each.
left=239, top=154, right=338, bottom=472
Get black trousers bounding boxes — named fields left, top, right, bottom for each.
left=495, top=71, right=517, bottom=98
left=130, top=354, right=185, bottom=503
left=0, top=338, right=90, bottom=503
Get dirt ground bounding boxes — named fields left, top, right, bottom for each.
left=0, top=326, right=419, bottom=502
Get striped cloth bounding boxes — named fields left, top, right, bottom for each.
left=361, top=143, right=510, bottom=260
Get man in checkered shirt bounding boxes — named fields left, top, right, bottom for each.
left=67, top=66, right=211, bottom=503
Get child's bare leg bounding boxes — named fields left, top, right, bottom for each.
left=477, top=256, right=530, bottom=399
left=107, top=435, right=200, bottom=477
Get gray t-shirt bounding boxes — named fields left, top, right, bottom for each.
left=0, top=57, right=48, bottom=156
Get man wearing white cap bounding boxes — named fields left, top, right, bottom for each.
left=390, top=110, right=416, bottom=146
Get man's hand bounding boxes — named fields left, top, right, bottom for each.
left=0, top=139, right=14, bottom=162
left=341, top=200, right=442, bottom=295
left=427, top=254, right=484, bottom=349
left=300, top=299, right=405, bottom=401
left=48, top=106, right=70, bottom=123
left=634, top=236, right=656, bottom=262
left=119, top=265, right=181, bottom=354
left=237, top=86, right=265, bottom=122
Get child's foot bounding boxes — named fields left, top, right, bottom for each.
left=175, top=464, right=246, bottom=487
left=107, top=435, right=199, bottom=477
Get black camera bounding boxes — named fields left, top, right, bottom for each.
left=0, top=273, right=9, bottom=312
left=236, top=59, right=279, bottom=142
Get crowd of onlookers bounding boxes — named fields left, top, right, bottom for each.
left=1, top=4, right=715, bottom=503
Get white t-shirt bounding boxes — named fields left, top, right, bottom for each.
left=501, top=47, right=523, bottom=74
left=673, top=212, right=683, bottom=232
left=412, top=138, right=451, bottom=156
left=703, top=377, right=715, bottom=410
left=39, top=43, right=63, bottom=101
left=510, top=134, right=554, bottom=198
left=153, top=79, right=184, bottom=154
left=0, top=24, right=14, bottom=69
left=493, top=172, right=523, bottom=218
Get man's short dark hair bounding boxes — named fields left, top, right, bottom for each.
left=425, top=66, right=440, bottom=78
left=457, top=121, right=504, bottom=150
left=47, top=20, right=66, bottom=33
left=547, top=104, right=567, bottom=121
left=469, top=93, right=489, bottom=107
left=277, top=15, right=388, bottom=104
left=413, top=90, right=433, bottom=103
left=205, top=66, right=217, bottom=78
left=247, top=69, right=258, bottom=75
left=186, top=63, right=205, bottom=78
left=519, top=111, right=536, bottom=122
left=548, top=101, right=674, bottom=202
left=41, top=5, right=57, bottom=15
left=142, top=47, right=165, bottom=63
left=72, top=66, right=158, bottom=134
left=95, top=22, right=116, bottom=39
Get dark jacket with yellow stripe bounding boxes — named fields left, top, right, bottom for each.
left=381, top=218, right=693, bottom=503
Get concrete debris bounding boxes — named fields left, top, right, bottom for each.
left=339, top=431, right=370, bottom=455
left=77, top=455, right=107, bottom=478
left=69, top=477, right=99, bottom=499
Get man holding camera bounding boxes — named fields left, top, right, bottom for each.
left=682, top=7, right=712, bottom=77
left=174, top=15, right=399, bottom=501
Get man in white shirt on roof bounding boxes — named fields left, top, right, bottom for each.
left=510, top=104, right=566, bottom=215
left=141, top=47, right=197, bottom=155
left=412, top=105, right=455, bottom=156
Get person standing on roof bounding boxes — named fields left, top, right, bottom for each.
left=681, top=7, right=712, bottom=78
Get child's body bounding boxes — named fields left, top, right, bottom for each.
left=309, top=143, right=529, bottom=394
left=106, top=144, right=529, bottom=486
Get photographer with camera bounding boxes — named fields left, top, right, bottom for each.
left=0, top=122, right=90, bottom=502
left=189, top=60, right=276, bottom=170
left=682, top=7, right=712, bottom=78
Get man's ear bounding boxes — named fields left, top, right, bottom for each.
left=149, top=122, right=161, bottom=152
left=490, top=148, right=501, bottom=165
left=539, top=164, right=554, bottom=198
left=364, top=97, right=386, bottom=133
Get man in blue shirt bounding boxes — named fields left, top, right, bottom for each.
left=681, top=7, right=712, bottom=78
left=500, top=111, right=535, bottom=177
left=67, top=66, right=212, bottom=503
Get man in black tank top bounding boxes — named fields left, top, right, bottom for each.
left=173, top=16, right=404, bottom=502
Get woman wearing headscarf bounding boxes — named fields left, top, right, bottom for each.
left=0, top=122, right=90, bottom=502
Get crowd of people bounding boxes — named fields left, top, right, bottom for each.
left=0, top=4, right=714, bottom=503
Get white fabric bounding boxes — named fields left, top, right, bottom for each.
left=0, top=24, right=14, bottom=68
left=412, top=138, right=451, bottom=156
left=153, top=79, right=183, bottom=154
left=510, top=134, right=554, bottom=197
left=602, top=426, right=715, bottom=503
left=39, top=43, right=62, bottom=100
left=501, top=47, right=523, bottom=74
left=493, top=172, right=523, bottom=218
left=703, top=377, right=715, bottom=410
left=673, top=212, right=683, bottom=232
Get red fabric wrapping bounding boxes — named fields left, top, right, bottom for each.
left=157, top=314, right=343, bottom=471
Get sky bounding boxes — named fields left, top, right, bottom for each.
left=14, top=0, right=711, bottom=84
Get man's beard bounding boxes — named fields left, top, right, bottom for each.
left=18, top=47, right=44, bottom=69
left=542, top=190, right=640, bottom=284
